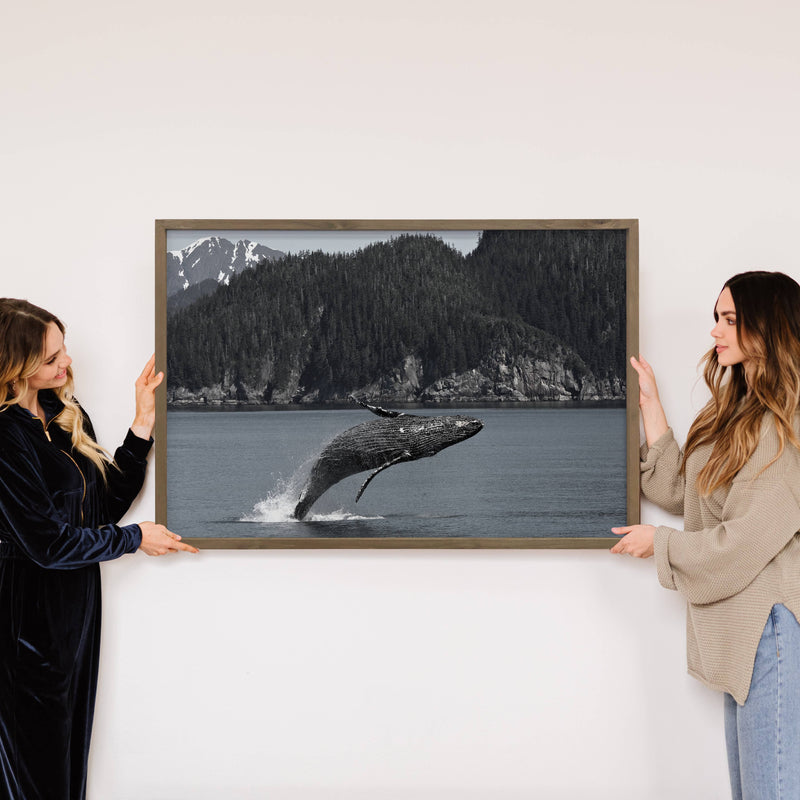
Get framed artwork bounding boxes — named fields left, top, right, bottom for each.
left=155, top=219, right=639, bottom=549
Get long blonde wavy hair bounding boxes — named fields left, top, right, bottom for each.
left=0, top=298, right=111, bottom=477
left=682, top=271, right=800, bottom=495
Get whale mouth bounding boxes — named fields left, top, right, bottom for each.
left=451, top=417, right=484, bottom=440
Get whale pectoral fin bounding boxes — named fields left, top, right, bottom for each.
left=350, top=395, right=405, bottom=419
left=355, top=451, right=413, bottom=502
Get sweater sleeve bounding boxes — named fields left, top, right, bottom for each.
left=0, top=432, right=142, bottom=570
left=653, top=452, right=800, bottom=605
left=640, top=428, right=685, bottom=515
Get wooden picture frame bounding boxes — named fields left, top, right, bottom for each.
left=155, top=219, right=639, bottom=548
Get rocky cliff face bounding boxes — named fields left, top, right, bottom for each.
left=420, top=351, right=624, bottom=403
left=167, top=349, right=624, bottom=407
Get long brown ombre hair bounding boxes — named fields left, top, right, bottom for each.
left=0, top=298, right=111, bottom=476
left=683, top=271, right=800, bottom=494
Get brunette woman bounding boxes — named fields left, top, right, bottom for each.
left=612, top=271, right=800, bottom=799
left=0, top=298, right=197, bottom=800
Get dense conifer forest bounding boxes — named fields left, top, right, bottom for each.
left=166, top=229, right=627, bottom=403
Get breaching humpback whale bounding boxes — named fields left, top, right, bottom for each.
left=292, top=398, right=483, bottom=520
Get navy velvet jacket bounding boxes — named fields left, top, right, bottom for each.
left=0, top=390, right=148, bottom=568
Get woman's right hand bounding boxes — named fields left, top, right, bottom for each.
left=130, top=355, right=163, bottom=442
left=138, top=521, right=199, bottom=556
left=631, top=355, right=669, bottom=446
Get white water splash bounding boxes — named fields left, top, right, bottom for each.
left=240, top=474, right=302, bottom=523
left=240, top=472, right=383, bottom=523
left=303, top=509, right=384, bottom=522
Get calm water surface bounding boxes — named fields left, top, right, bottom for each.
left=166, top=407, right=626, bottom=540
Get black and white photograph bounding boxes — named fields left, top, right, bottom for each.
left=156, top=220, right=639, bottom=548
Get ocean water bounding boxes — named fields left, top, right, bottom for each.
left=166, top=407, right=627, bottom=540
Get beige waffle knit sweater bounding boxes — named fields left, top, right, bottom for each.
left=643, top=415, right=800, bottom=704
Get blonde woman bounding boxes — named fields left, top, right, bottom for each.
left=612, top=271, right=800, bottom=799
left=0, top=299, right=197, bottom=800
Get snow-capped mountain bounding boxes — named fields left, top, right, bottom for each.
left=166, top=236, right=285, bottom=298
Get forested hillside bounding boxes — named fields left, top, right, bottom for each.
left=166, top=230, right=627, bottom=405
left=466, top=229, right=626, bottom=381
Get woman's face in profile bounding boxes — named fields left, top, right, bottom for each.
left=711, top=287, right=749, bottom=370
left=27, top=322, right=72, bottom=395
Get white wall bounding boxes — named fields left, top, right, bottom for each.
left=3, top=1, right=798, bottom=797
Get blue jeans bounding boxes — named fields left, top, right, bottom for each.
left=725, top=604, right=800, bottom=800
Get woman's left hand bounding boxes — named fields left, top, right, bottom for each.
left=610, top=524, right=656, bottom=558
left=130, top=354, right=163, bottom=440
